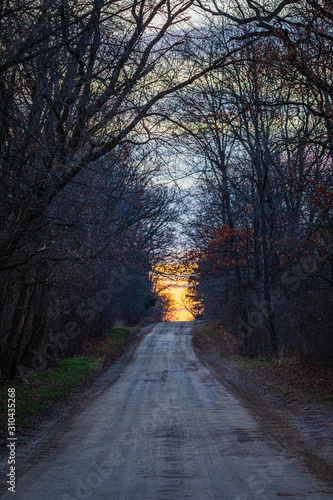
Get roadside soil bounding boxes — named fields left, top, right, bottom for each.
left=192, top=326, right=333, bottom=486
left=0, top=325, right=153, bottom=476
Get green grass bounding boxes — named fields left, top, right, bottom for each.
left=0, top=327, right=133, bottom=430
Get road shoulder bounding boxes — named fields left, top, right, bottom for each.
left=192, top=326, right=333, bottom=488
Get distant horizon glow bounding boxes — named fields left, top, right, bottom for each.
left=163, top=283, right=194, bottom=321
left=153, top=264, right=197, bottom=321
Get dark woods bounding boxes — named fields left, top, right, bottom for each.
left=181, top=1, right=333, bottom=364
left=1, top=0, right=332, bottom=379
left=0, top=0, right=185, bottom=379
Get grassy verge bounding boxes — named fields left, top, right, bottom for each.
left=85, top=327, right=133, bottom=361
left=0, top=327, right=134, bottom=431
left=193, top=322, right=333, bottom=403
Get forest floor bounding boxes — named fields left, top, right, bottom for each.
left=192, top=322, right=333, bottom=483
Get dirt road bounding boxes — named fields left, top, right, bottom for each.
left=1, top=322, right=332, bottom=499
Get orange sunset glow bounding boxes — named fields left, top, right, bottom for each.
left=153, top=264, right=199, bottom=321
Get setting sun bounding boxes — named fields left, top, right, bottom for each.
left=153, top=264, right=198, bottom=321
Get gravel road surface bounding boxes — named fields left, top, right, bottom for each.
left=1, top=322, right=332, bottom=499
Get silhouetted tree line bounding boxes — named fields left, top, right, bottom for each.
left=178, top=2, right=333, bottom=364
left=0, top=0, right=197, bottom=379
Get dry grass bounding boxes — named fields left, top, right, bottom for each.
left=193, top=322, right=333, bottom=403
